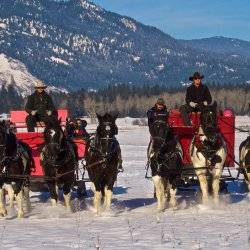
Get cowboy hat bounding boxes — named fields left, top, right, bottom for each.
left=35, top=80, right=47, bottom=88
left=189, top=72, right=204, bottom=81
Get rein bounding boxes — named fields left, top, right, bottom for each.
left=42, top=142, right=73, bottom=167
left=219, top=118, right=250, bottom=133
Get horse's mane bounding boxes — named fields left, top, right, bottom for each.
left=96, top=113, right=117, bottom=136
left=44, top=120, right=66, bottom=145
left=199, top=102, right=218, bottom=138
left=0, top=121, right=17, bottom=155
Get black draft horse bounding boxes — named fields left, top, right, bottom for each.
left=0, top=121, right=33, bottom=218
left=41, top=119, right=77, bottom=209
left=148, top=120, right=183, bottom=211
left=86, top=113, right=119, bottom=213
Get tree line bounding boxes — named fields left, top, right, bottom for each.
left=0, top=82, right=249, bottom=118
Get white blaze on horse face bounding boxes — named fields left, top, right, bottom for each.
left=106, top=125, right=111, bottom=131
left=50, top=129, right=56, bottom=138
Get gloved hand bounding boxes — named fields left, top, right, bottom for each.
left=31, top=110, right=37, bottom=116
left=203, top=101, right=208, bottom=106
left=47, top=110, right=52, bottom=116
left=189, top=102, right=197, bottom=108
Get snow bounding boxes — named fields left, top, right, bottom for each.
left=181, top=81, right=192, bottom=86
left=122, top=41, right=133, bottom=49
left=156, top=64, right=165, bottom=71
left=79, top=0, right=103, bottom=12
left=121, top=18, right=137, bottom=32
left=0, top=53, right=68, bottom=96
left=72, top=35, right=94, bottom=53
left=50, top=56, right=69, bottom=66
left=160, top=48, right=171, bottom=55
left=0, top=53, right=38, bottom=97
left=196, top=62, right=206, bottom=67
left=132, top=55, right=140, bottom=62
left=0, top=117, right=250, bottom=249
left=224, top=66, right=235, bottom=73
left=0, top=23, right=7, bottom=29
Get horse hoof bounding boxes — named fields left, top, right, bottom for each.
left=169, top=199, right=177, bottom=208
left=17, top=212, right=24, bottom=218
left=213, top=198, right=220, bottom=205
left=51, top=199, right=57, bottom=207
left=66, top=206, right=72, bottom=213
left=0, top=211, right=7, bottom=217
left=157, top=206, right=165, bottom=212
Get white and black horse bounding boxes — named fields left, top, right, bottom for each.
left=239, top=136, right=250, bottom=192
left=190, top=103, right=227, bottom=204
left=41, top=119, right=77, bottom=209
left=86, top=113, right=119, bottom=214
left=149, top=120, right=183, bottom=211
left=0, top=121, right=33, bottom=218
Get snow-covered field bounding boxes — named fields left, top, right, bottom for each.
left=0, top=117, right=250, bottom=250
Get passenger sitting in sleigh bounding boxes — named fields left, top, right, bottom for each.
left=66, top=118, right=89, bottom=139
left=146, top=98, right=169, bottom=160
left=74, top=119, right=89, bottom=138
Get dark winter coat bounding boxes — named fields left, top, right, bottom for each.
left=147, top=105, right=168, bottom=128
left=25, top=91, right=55, bottom=116
left=185, top=84, right=212, bottom=105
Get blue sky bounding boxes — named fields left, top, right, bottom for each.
left=91, top=0, right=250, bottom=41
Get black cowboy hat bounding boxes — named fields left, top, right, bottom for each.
left=189, top=72, right=204, bottom=81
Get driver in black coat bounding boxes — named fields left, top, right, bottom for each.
left=147, top=98, right=168, bottom=136
left=25, top=80, right=58, bottom=132
left=180, top=72, right=212, bottom=126
left=147, top=98, right=169, bottom=159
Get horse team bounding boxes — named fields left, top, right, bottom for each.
left=0, top=105, right=249, bottom=218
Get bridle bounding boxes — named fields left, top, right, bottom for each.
left=89, top=121, right=117, bottom=167
left=151, top=120, right=170, bottom=149
left=150, top=122, right=181, bottom=172
left=200, top=109, right=217, bottom=132
left=43, top=129, right=71, bottom=167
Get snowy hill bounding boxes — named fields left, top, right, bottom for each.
left=0, top=0, right=250, bottom=93
left=0, top=53, right=67, bottom=96
left=179, top=36, right=250, bottom=59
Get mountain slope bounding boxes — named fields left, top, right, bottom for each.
left=0, top=53, right=67, bottom=96
left=0, top=0, right=250, bottom=94
left=179, top=36, right=250, bottom=59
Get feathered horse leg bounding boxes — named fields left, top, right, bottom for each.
left=152, top=175, right=166, bottom=211
left=0, top=186, right=7, bottom=217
